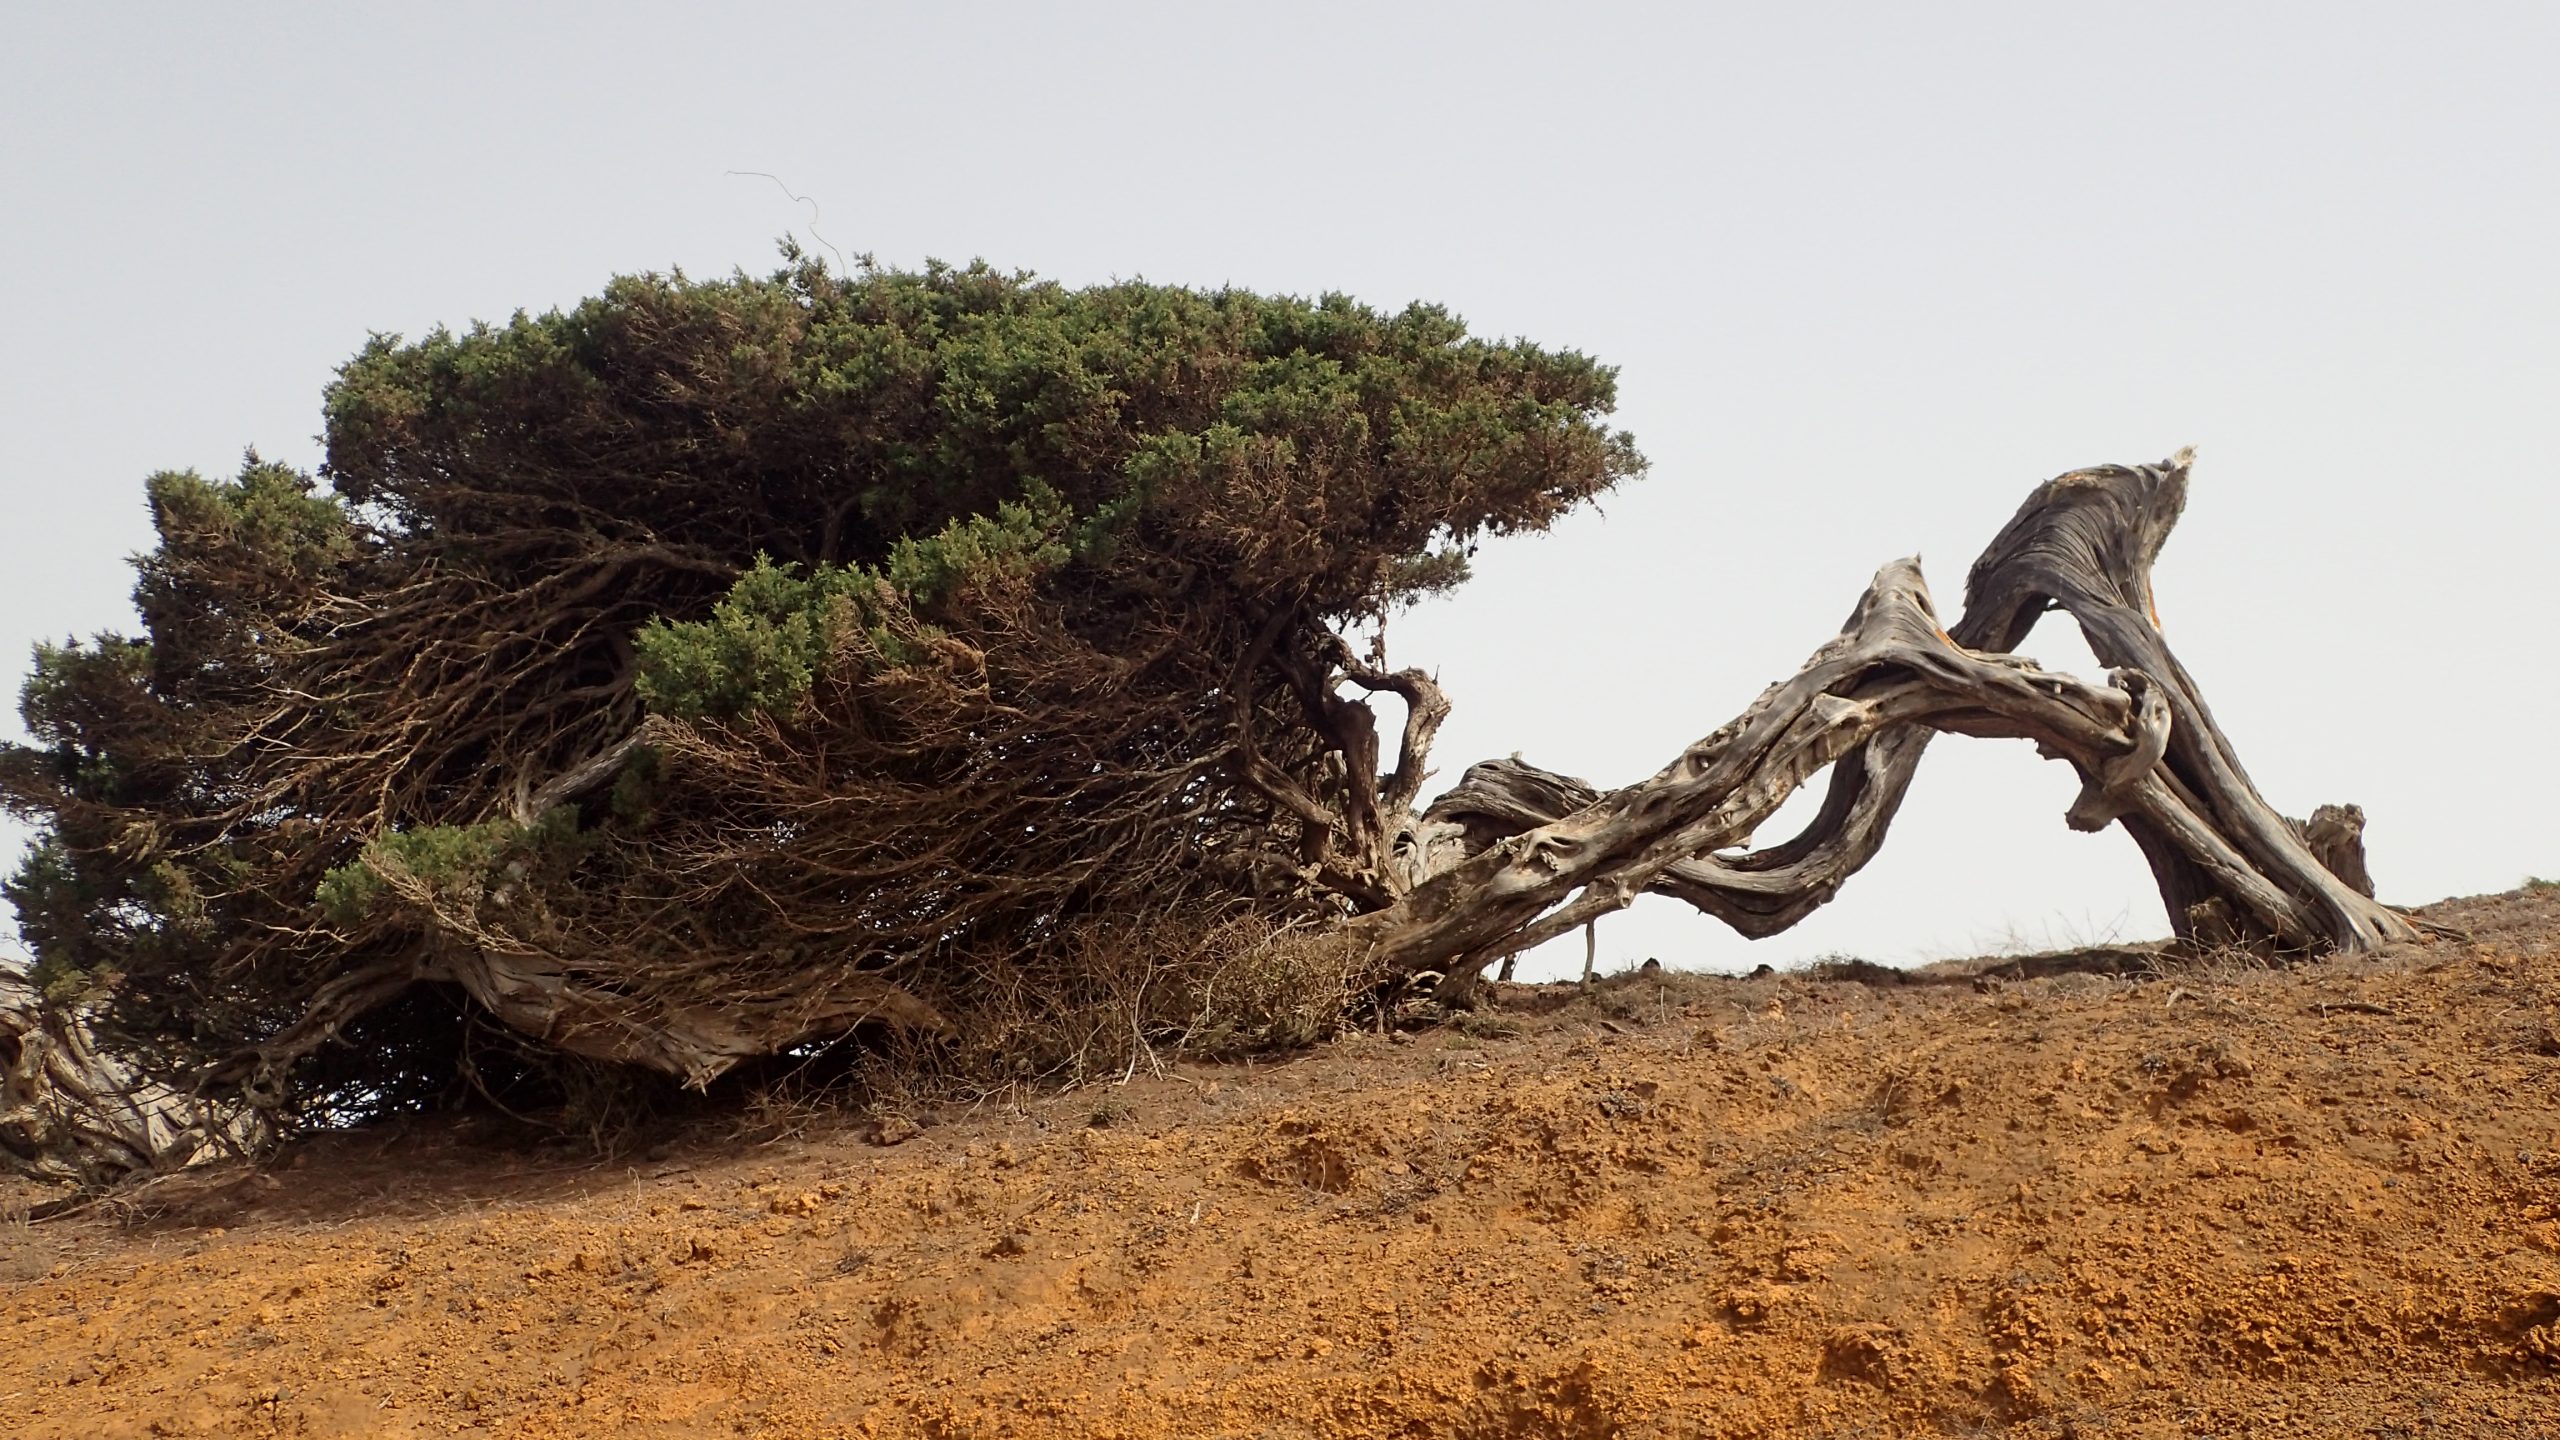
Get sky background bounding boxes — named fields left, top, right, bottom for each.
left=4, top=2, right=2554, bottom=980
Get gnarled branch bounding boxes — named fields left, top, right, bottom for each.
left=1368, top=452, right=2416, bottom=987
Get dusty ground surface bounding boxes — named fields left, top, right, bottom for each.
left=5, top=887, right=2559, bottom=1439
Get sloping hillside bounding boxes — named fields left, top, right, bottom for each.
left=6, top=888, right=2558, bottom=1438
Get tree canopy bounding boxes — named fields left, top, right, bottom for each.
left=1, top=255, right=1642, bottom=1123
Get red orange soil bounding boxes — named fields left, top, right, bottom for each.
left=6, top=888, right=2560, bottom=1438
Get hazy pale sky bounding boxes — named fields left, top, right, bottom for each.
left=5, top=3, right=2554, bottom=979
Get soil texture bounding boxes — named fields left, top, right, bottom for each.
left=7, top=888, right=2560, bottom=1438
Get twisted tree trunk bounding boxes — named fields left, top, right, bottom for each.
left=1369, top=452, right=2416, bottom=989
left=2, top=975, right=262, bottom=1186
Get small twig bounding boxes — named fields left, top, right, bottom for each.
left=2312, top=1000, right=2399, bottom=1018
left=724, top=171, right=851, bottom=273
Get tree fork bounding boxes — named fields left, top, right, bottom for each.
left=1365, top=452, right=2419, bottom=989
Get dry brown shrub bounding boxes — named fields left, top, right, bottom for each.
left=872, top=909, right=1380, bottom=1094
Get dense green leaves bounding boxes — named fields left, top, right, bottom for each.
left=321, top=259, right=1635, bottom=608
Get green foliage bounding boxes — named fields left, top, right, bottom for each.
left=633, top=560, right=882, bottom=721
left=14, top=638, right=153, bottom=798
left=321, top=258, right=1637, bottom=618
left=4, top=838, right=112, bottom=999
left=880, top=480, right=1074, bottom=605
left=140, top=460, right=350, bottom=585
left=1384, top=546, right=1473, bottom=603
left=3, top=456, right=361, bottom=1066
left=634, top=481, right=1077, bottom=720
left=317, top=809, right=585, bottom=928
left=132, top=461, right=353, bottom=693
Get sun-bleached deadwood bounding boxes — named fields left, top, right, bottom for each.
left=3, top=974, right=262, bottom=1185
left=1364, top=452, right=2418, bottom=990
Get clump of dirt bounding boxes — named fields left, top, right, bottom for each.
left=6, top=887, right=2560, bottom=1438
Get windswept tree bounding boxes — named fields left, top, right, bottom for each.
left=1, top=254, right=1640, bottom=1124
left=2, top=254, right=2415, bottom=1175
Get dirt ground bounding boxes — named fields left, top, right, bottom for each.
left=5, top=887, right=2559, bottom=1439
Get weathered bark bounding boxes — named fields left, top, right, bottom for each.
left=2297, top=803, right=2377, bottom=900
left=1366, top=452, right=2417, bottom=987
left=2, top=976, right=262, bottom=1185
left=217, top=841, right=958, bottom=1099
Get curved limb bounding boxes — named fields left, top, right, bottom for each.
left=1371, top=453, right=2416, bottom=989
